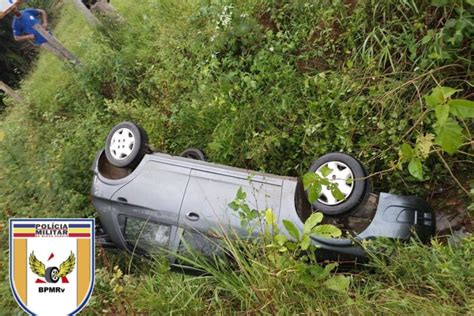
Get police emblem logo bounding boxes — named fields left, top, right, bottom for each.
left=9, top=219, right=95, bottom=315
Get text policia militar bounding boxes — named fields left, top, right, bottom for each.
left=34, top=223, right=69, bottom=236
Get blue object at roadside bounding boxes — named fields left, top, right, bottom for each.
left=12, top=9, right=48, bottom=45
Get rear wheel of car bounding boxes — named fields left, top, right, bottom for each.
left=105, top=122, right=148, bottom=168
left=180, top=148, right=206, bottom=161
left=307, top=153, right=370, bottom=216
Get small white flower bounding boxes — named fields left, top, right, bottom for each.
left=217, top=5, right=233, bottom=29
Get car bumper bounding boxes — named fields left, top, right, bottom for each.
left=311, top=192, right=436, bottom=261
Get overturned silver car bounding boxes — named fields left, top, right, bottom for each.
left=91, top=122, right=436, bottom=263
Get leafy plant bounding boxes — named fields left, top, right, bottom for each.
left=400, top=86, right=473, bottom=180
left=277, top=212, right=342, bottom=252
left=228, top=187, right=260, bottom=230
left=228, top=188, right=348, bottom=293
left=302, top=169, right=346, bottom=204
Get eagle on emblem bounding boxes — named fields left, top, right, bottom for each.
left=29, top=251, right=75, bottom=283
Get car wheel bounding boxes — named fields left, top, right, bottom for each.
left=105, top=122, right=148, bottom=168
left=307, top=153, right=370, bottom=216
left=180, top=148, right=206, bottom=161
left=45, top=267, right=60, bottom=283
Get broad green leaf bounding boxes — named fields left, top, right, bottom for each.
left=408, top=158, right=423, bottom=180
left=265, top=208, right=276, bottom=225
left=435, top=104, right=450, bottom=126
left=400, top=143, right=413, bottom=161
left=303, top=212, right=323, bottom=234
left=312, top=224, right=342, bottom=238
left=438, top=86, right=459, bottom=100
left=324, top=263, right=337, bottom=274
left=312, top=263, right=336, bottom=281
left=330, top=184, right=345, bottom=201
left=435, top=118, right=463, bottom=154
left=425, top=86, right=459, bottom=108
left=208, top=141, right=222, bottom=151
left=303, top=172, right=318, bottom=189
left=301, top=234, right=311, bottom=250
left=425, top=87, right=444, bottom=108
left=228, top=201, right=239, bottom=211
left=283, top=219, right=300, bottom=241
left=319, top=178, right=331, bottom=186
left=425, top=94, right=439, bottom=109
left=466, top=0, right=474, bottom=5
left=324, top=275, right=350, bottom=293
left=449, top=99, right=474, bottom=119
left=309, top=264, right=324, bottom=275
left=236, top=187, right=246, bottom=200
left=274, top=234, right=288, bottom=246
left=307, top=184, right=322, bottom=204
left=0, top=129, right=4, bottom=142
left=286, top=241, right=297, bottom=251
left=249, top=210, right=259, bottom=220
left=320, top=165, right=333, bottom=177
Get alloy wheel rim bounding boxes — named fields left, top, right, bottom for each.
left=315, top=161, right=354, bottom=205
left=110, top=128, right=135, bottom=160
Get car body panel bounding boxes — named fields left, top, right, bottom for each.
left=91, top=149, right=436, bottom=262
left=357, top=193, right=435, bottom=241
left=179, top=169, right=283, bottom=235
left=111, top=159, right=191, bottom=226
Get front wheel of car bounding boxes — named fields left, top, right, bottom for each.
left=105, top=122, right=148, bottom=168
left=307, top=153, right=370, bottom=216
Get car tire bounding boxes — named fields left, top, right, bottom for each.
left=180, top=148, right=206, bottom=161
left=45, top=267, right=60, bottom=283
left=105, top=122, right=148, bottom=168
left=307, top=153, right=370, bottom=216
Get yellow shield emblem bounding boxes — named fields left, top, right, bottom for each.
left=10, top=219, right=95, bottom=315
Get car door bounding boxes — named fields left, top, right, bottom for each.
left=177, top=169, right=283, bottom=247
left=109, top=158, right=191, bottom=252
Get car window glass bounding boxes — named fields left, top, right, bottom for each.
left=178, top=231, right=222, bottom=257
left=118, top=216, right=171, bottom=252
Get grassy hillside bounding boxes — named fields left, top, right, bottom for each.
left=0, top=0, right=472, bottom=314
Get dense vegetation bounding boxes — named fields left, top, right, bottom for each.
left=0, top=0, right=472, bottom=314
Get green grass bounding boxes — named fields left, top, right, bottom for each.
left=81, top=235, right=474, bottom=314
left=0, top=0, right=472, bottom=314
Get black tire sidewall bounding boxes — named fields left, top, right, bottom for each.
left=180, top=148, right=206, bottom=161
left=308, top=152, right=368, bottom=216
left=45, top=267, right=60, bottom=283
left=105, top=122, right=148, bottom=168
